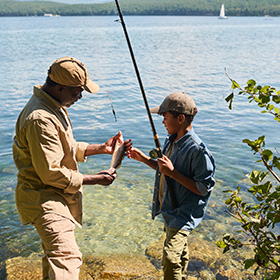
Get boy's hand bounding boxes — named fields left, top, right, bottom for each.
left=127, top=145, right=158, bottom=171
left=158, top=155, right=174, bottom=176
left=124, top=139, right=132, bottom=154
left=127, top=147, right=146, bottom=162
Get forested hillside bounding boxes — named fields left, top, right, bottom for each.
left=0, top=0, right=280, bottom=17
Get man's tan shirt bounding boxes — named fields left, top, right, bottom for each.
left=13, top=86, right=89, bottom=227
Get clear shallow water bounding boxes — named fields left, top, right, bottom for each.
left=1, top=15, right=280, bottom=259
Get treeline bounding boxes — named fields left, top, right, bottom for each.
left=0, top=0, right=280, bottom=17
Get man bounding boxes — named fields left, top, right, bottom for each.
left=128, top=92, right=215, bottom=279
left=12, top=56, right=126, bottom=279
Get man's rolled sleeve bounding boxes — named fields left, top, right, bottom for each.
left=75, top=142, right=89, bottom=162
left=64, top=171, right=84, bottom=194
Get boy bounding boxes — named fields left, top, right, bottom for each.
left=128, top=92, right=215, bottom=279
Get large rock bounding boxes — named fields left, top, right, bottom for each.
left=145, top=233, right=263, bottom=280
left=5, top=254, right=42, bottom=280
left=4, top=232, right=264, bottom=280
left=5, top=253, right=160, bottom=280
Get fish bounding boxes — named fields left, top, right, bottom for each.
left=110, top=132, right=125, bottom=169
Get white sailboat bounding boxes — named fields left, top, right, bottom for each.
left=218, top=4, right=228, bottom=19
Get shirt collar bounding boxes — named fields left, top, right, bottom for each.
left=167, top=127, right=195, bottom=150
left=34, top=85, right=63, bottom=110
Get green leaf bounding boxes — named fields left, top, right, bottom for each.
left=247, top=79, right=256, bottom=87
left=225, top=93, right=234, bottom=109
left=235, top=197, right=242, bottom=203
left=262, top=149, right=273, bottom=161
left=261, top=85, right=270, bottom=93
left=272, top=95, right=280, bottom=104
left=273, top=214, right=280, bottom=224
left=225, top=92, right=234, bottom=102
left=231, top=80, right=240, bottom=89
left=243, top=138, right=253, bottom=145
left=250, top=170, right=260, bottom=184
left=273, top=157, right=280, bottom=171
left=215, top=240, right=227, bottom=248
left=259, top=94, right=270, bottom=104
left=266, top=104, right=274, bottom=111
left=223, top=246, right=230, bottom=253
left=243, top=136, right=265, bottom=152
left=244, top=259, right=255, bottom=269
left=225, top=198, right=232, bottom=205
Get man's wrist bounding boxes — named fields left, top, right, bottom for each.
left=100, top=143, right=107, bottom=154
left=83, top=174, right=98, bottom=185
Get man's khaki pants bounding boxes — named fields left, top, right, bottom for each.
left=33, top=213, right=82, bottom=280
left=162, top=227, right=190, bottom=280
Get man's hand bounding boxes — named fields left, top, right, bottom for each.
left=104, top=131, right=122, bottom=154
left=85, top=131, right=131, bottom=156
left=83, top=168, right=117, bottom=185
left=96, top=168, right=117, bottom=185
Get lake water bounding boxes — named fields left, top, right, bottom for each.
left=1, top=15, right=280, bottom=261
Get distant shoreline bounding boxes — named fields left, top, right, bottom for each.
left=1, top=0, right=280, bottom=17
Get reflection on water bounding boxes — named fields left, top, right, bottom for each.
left=1, top=16, right=280, bottom=260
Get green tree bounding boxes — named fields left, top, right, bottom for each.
left=1, top=0, right=280, bottom=17
left=216, top=74, right=280, bottom=279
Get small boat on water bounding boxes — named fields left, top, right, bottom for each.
left=44, top=13, right=60, bottom=17
left=218, top=4, right=228, bottom=19
left=264, top=15, right=272, bottom=20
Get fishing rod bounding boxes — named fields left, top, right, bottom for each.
left=114, top=0, right=178, bottom=209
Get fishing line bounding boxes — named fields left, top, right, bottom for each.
left=114, top=0, right=178, bottom=209
left=107, top=90, right=117, bottom=122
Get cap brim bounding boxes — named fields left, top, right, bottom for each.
left=150, top=105, right=168, bottom=114
left=150, top=106, right=160, bottom=114
left=83, top=79, right=100, bottom=94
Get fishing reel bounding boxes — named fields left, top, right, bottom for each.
left=149, top=149, right=159, bottom=159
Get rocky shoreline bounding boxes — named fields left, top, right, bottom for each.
left=3, top=232, right=264, bottom=280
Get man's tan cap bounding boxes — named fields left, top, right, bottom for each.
left=150, top=92, right=197, bottom=115
left=48, top=56, right=99, bottom=93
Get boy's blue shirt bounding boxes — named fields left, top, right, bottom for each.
left=152, top=127, right=216, bottom=232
